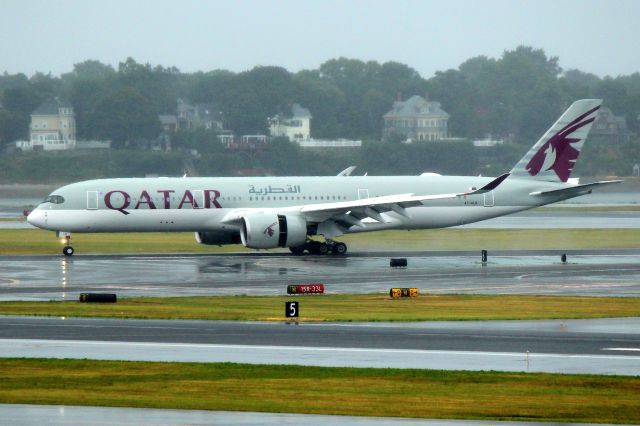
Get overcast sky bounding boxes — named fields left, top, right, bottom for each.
left=1, top=0, right=638, bottom=79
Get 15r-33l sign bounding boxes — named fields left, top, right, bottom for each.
left=285, top=301, right=299, bottom=318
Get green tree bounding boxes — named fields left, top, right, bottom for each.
left=293, top=70, right=347, bottom=138
left=0, top=86, right=43, bottom=142
left=61, top=60, right=118, bottom=139
left=88, top=87, right=160, bottom=147
left=118, top=57, right=181, bottom=114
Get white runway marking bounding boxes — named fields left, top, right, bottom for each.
left=603, top=347, right=640, bottom=352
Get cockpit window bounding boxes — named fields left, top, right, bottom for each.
left=42, top=195, right=65, bottom=204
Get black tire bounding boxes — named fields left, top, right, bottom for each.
left=307, top=241, right=321, bottom=255
left=63, top=246, right=74, bottom=256
left=318, top=242, right=329, bottom=255
left=332, top=242, right=347, bottom=255
left=289, top=245, right=305, bottom=255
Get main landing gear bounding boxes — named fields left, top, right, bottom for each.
left=289, top=240, right=347, bottom=256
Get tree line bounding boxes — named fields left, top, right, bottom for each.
left=2, top=46, right=640, bottom=146
left=0, top=46, right=639, bottom=180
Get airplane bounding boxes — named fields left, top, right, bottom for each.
left=27, top=99, right=621, bottom=256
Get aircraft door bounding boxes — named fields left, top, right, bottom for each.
left=193, top=190, right=204, bottom=209
left=483, top=191, right=494, bottom=207
left=357, top=189, right=369, bottom=200
left=86, top=191, right=98, bottom=210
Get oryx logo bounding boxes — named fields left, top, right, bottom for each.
left=526, top=105, right=600, bottom=182
left=263, top=222, right=277, bottom=237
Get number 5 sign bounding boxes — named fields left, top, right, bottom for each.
left=285, top=301, right=299, bottom=318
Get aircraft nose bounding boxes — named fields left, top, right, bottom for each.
left=27, top=209, right=46, bottom=228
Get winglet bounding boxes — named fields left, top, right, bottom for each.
left=337, top=166, right=357, bottom=176
left=466, top=173, right=510, bottom=195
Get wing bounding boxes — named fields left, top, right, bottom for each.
left=222, top=173, right=509, bottom=230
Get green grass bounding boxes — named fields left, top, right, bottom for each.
left=2, top=294, right=640, bottom=322
left=4, top=227, right=640, bottom=255
left=3, top=229, right=248, bottom=255
left=0, top=359, right=638, bottom=423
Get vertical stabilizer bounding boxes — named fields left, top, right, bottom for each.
left=510, top=99, right=602, bottom=182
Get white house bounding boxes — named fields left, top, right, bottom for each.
left=268, top=104, right=312, bottom=142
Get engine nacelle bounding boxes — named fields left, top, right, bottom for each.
left=195, top=230, right=241, bottom=246
left=240, top=213, right=307, bottom=249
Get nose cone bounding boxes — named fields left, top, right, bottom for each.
left=27, top=209, right=46, bottom=229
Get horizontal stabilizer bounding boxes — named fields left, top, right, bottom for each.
left=530, top=180, right=623, bottom=197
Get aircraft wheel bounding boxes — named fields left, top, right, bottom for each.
left=318, top=242, right=329, bottom=255
left=332, top=242, right=347, bottom=255
left=307, top=241, right=321, bottom=255
left=63, top=246, right=74, bottom=256
left=289, top=245, right=305, bottom=256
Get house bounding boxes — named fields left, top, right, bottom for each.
left=158, top=114, right=178, bottom=133
left=590, top=107, right=630, bottom=144
left=383, top=95, right=449, bottom=142
left=24, top=97, right=76, bottom=150
left=268, top=104, right=312, bottom=142
left=176, top=98, right=224, bottom=131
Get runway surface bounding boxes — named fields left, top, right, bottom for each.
left=2, top=250, right=640, bottom=300
left=4, top=188, right=640, bottom=424
left=1, top=316, right=639, bottom=376
left=1, top=404, right=626, bottom=426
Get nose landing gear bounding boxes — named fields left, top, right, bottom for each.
left=58, top=232, right=74, bottom=256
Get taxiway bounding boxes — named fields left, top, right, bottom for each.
left=1, top=316, right=639, bottom=376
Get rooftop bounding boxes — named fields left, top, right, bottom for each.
left=32, top=97, right=72, bottom=115
left=384, top=95, right=449, bottom=118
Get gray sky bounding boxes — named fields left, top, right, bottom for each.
left=1, top=0, right=639, bottom=79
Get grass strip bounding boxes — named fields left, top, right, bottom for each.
left=0, top=359, right=638, bottom=423
left=3, top=227, right=640, bottom=255
left=2, top=294, right=640, bottom=322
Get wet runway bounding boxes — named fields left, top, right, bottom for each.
left=1, top=316, right=639, bottom=376
left=1, top=404, right=624, bottom=426
left=2, top=250, right=640, bottom=300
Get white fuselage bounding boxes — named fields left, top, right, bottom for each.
left=27, top=175, right=573, bottom=236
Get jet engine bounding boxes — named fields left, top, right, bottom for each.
left=240, top=213, right=307, bottom=249
left=195, top=230, right=241, bottom=246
